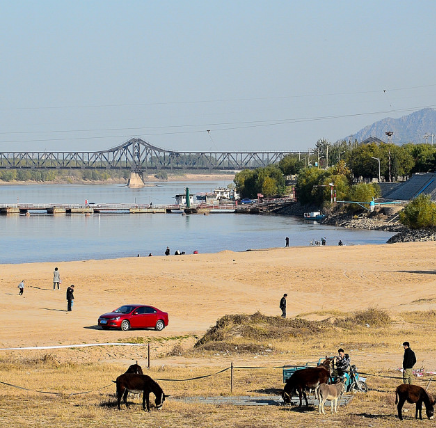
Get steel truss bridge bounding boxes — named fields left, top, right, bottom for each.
left=0, top=138, right=306, bottom=172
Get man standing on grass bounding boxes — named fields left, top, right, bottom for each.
left=280, top=294, right=287, bottom=318
left=402, top=341, right=416, bottom=384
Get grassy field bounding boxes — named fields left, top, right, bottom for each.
left=0, top=309, right=435, bottom=427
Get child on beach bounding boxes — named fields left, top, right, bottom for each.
left=18, top=280, right=24, bottom=295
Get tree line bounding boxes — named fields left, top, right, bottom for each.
left=234, top=140, right=436, bottom=227
left=235, top=140, right=436, bottom=200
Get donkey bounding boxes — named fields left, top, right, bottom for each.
left=116, top=373, right=168, bottom=412
left=315, top=381, right=345, bottom=414
left=282, top=358, right=333, bottom=407
left=395, top=384, right=435, bottom=420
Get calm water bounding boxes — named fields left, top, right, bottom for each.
left=0, top=182, right=395, bottom=264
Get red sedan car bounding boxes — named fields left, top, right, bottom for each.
left=98, top=304, right=169, bottom=331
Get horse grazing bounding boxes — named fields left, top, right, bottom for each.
left=395, top=384, right=434, bottom=420
left=116, top=373, right=168, bottom=412
left=282, top=358, right=333, bottom=407
left=315, top=382, right=345, bottom=414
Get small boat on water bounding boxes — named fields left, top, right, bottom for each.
left=304, top=211, right=326, bottom=221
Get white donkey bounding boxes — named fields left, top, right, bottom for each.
left=315, top=381, right=345, bottom=414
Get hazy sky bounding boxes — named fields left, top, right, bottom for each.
left=2, top=1, right=436, bottom=153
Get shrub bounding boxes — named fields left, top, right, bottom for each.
left=399, top=194, right=436, bottom=229
left=335, top=308, right=391, bottom=328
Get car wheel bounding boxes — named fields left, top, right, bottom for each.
left=155, top=320, right=165, bottom=331
left=121, top=320, right=130, bottom=331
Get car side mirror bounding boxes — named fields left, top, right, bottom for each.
left=133, top=312, right=138, bottom=315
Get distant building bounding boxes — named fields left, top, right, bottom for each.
left=174, top=194, right=195, bottom=205
left=361, top=137, right=385, bottom=145
left=196, top=188, right=238, bottom=204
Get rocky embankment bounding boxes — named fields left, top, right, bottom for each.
left=324, top=210, right=436, bottom=243
left=275, top=201, right=436, bottom=244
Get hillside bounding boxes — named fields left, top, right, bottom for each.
left=345, top=107, right=436, bottom=144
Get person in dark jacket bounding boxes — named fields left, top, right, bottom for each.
left=334, top=348, right=351, bottom=378
left=402, top=341, right=416, bottom=384
left=66, top=285, right=75, bottom=312
left=280, top=294, right=287, bottom=318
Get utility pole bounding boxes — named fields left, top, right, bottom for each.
left=385, top=131, right=393, bottom=182
left=371, top=157, right=381, bottom=182
left=424, top=133, right=434, bottom=145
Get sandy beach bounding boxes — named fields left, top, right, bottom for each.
left=2, top=241, right=436, bottom=351
left=1, top=241, right=436, bottom=427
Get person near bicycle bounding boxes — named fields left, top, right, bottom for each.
left=333, top=348, right=350, bottom=379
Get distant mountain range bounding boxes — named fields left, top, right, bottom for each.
left=344, top=108, right=436, bottom=145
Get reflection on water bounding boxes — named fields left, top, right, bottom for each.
left=0, top=183, right=395, bottom=264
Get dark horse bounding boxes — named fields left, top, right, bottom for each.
left=125, top=363, right=143, bottom=375
left=395, top=384, right=435, bottom=420
left=116, top=373, right=168, bottom=411
left=282, top=357, right=334, bottom=407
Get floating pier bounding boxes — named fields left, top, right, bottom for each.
left=0, top=203, right=236, bottom=216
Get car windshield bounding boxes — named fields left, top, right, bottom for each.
left=113, top=305, right=135, bottom=314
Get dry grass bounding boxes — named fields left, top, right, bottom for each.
left=1, top=309, right=436, bottom=427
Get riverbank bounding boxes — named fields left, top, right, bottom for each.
left=0, top=172, right=235, bottom=186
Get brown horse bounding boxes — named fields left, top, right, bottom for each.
left=116, top=373, right=168, bottom=411
left=282, top=357, right=334, bottom=407
left=395, top=384, right=434, bottom=420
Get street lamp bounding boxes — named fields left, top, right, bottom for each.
left=371, top=157, right=381, bottom=182
left=338, top=151, right=345, bottom=163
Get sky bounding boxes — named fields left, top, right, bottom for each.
left=2, top=0, right=436, bottom=154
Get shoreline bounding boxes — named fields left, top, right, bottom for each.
left=0, top=173, right=235, bottom=186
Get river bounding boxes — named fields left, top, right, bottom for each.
left=0, top=181, right=395, bottom=264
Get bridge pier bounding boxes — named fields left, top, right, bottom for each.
left=127, top=172, right=145, bottom=188
left=47, top=207, right=67, bottom=214
left=0, top=207, right=20, bottom=215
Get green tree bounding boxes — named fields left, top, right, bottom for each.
left=234, top=166, right=285, bottom=198
left=295, top=167, right=329, bottom=205
left=234, top=169, right=257, bottom=198
left=399, top=194, right=436, bottom=229
left=278, top=155, right=305, bottom=175
left=346, top=143, right=382, bottom=180
left=403, top=143, right=436, bottom=173
left=328, top=174, right=350, bottom=202
left=347, top=183, right=380, bottom=203
left=16, top=169, right=31, bottom=181
left=0, top=170, right=17, bottom=181
left=261, top=176, right=277, bottom=197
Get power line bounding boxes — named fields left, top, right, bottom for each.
left=1, top=104, right=436, bottom=144
left=2, top=83, right=436, bottom=112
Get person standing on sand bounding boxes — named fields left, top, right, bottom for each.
left=18, top=280, right=24, bottom=295
left=285, top=237, right=289, bottom=247
left=53, top=267, right=61, bottom=290
left=280, top=294, right=287, bottom=318
left=402, top=341, right=416, bottom=384
left=66, top=285, right=75, bottom=311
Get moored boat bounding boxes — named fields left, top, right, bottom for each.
left=303, top=211, right=325, bottom=221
